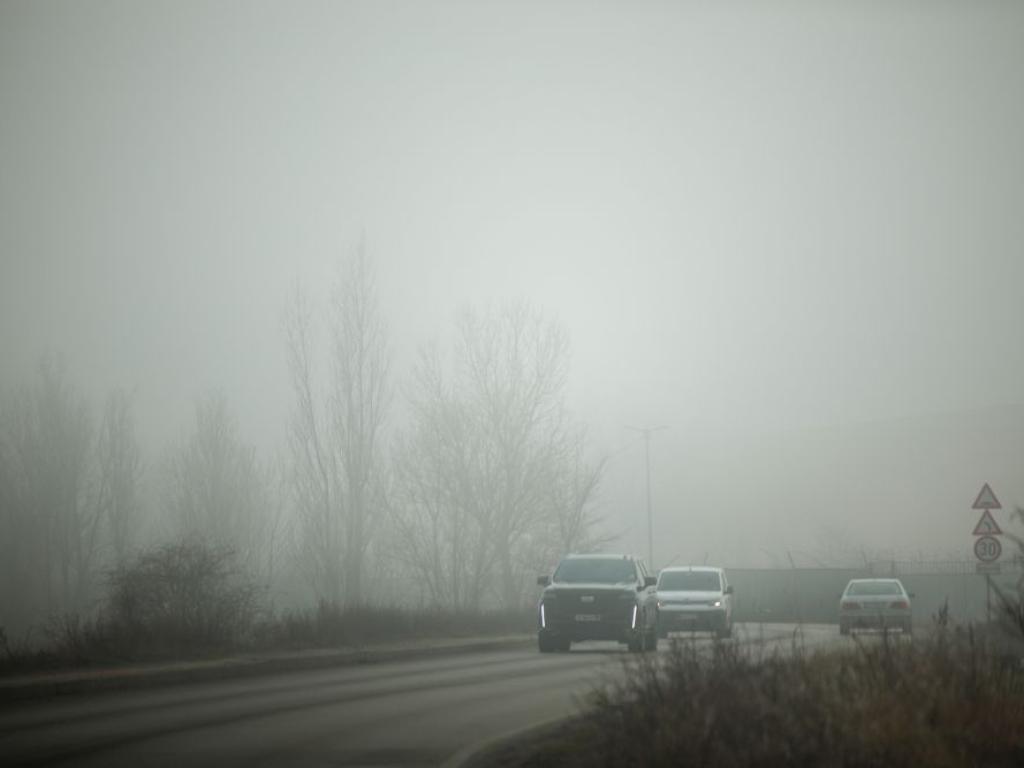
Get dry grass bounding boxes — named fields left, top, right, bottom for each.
left=256, top=600, right=532, bottom=650
left=512, top=621, right=1024, bottom=768
left=0, top=538, right=533, bottom=676
left=0, top=601, right=533, bottom=676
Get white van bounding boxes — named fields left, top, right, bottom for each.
left=656, top=566, right=734, bottom=638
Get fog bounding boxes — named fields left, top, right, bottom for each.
left=2, top=0, right=1023, bottom=595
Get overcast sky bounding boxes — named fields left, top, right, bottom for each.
left=2, top=0, right=1023, bottom=567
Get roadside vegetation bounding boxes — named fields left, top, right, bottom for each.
left=0, top=253, right=599, bottom=674
left=0, top=538, right=533, bottom=676
left=489, top=607, right=1024, bottom=768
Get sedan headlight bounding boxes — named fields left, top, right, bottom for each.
left=711, top=599, right=722, bottom=608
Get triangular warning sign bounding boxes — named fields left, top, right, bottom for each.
left=972, top=483, right=1002, bottom=510
left=973, top=509, right=1002, bottom=536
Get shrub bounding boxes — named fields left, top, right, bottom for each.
left=511, top=627, right=1024, bottom=768
left=255, top=600, right=533, bottom=649
left=105, top=537, right=263, bottom=656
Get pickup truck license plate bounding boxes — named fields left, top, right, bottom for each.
left=575, top=614, right=600, bottom=622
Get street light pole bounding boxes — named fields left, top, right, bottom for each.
left=644, top=434, right=652, bottom=568
left=627, top=425, right=667, bottom=569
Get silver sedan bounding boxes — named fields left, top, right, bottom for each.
left=839, top=578, right=913, bottom=635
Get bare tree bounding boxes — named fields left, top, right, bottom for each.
left=0, top=360, right=103, bottom=632
left=96, top=388, right=143, bottom=565
left=0, top=387, right=41, bottom=634
left=330, top=254, right=391, bottom=604
left=390, top=346, right=494, bottom=610
left=392, top=303, right=605, bottom=610
left=285, top=251, right=391, bottom=606
left=164, top=393, right=281, bottom=586
left=286, top=287, right=343, bottom=604
left=546, top=428, right=608, bottom=556
left=459, top=304, right=597, bottom=608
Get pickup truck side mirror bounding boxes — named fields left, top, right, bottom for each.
left=537, top=575, right=550, bottom=587
left=644, top=576, right=657, bottom=588
left=724, top=585, right=734, bottom=595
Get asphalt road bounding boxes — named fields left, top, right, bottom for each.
left=1, top=623, right=847, bottom=767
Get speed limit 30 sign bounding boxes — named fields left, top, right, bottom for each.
left=974, top=536, right=1002, bottom=563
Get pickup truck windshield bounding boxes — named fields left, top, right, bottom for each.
left=553, top=558, right=636, bottom=584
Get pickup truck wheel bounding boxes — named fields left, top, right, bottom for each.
left=538, top=634, right=555, bottom=653
left=645, top=628, right=658, bottom=651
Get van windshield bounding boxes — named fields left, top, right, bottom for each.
left=658, top=571, right=721, bottom=591
left=553, top=558, right=636, bottom=584
left=846, top=581, right=903, bottom=596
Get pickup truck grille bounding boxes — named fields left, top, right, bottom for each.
left=544, top=590, right=631, bottom=622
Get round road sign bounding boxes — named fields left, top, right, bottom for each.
left=974, top=536, right=1002, bottom=562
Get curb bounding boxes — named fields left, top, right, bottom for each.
left=441, top=713, right=574, bottom=768
left=0, top=635, right=534, bottom=706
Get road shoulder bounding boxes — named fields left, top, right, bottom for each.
left=0, top=634, right=533, bottom=706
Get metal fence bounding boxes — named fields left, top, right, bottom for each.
left=726, top=560, right=1023, bottom=625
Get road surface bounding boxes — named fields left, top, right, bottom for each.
left=1, top=623, right=847, bottom=767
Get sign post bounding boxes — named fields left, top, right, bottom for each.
left=971, top=483, right=1003, bottom=624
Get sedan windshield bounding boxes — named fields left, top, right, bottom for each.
left=658, top=571, right=721, bottom=591
left=846, top=581, right=903, bottom=596
left=553, top=558, right=636, bottom=584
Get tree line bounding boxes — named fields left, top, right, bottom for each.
left=0, top=255, right=605, bottom=638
